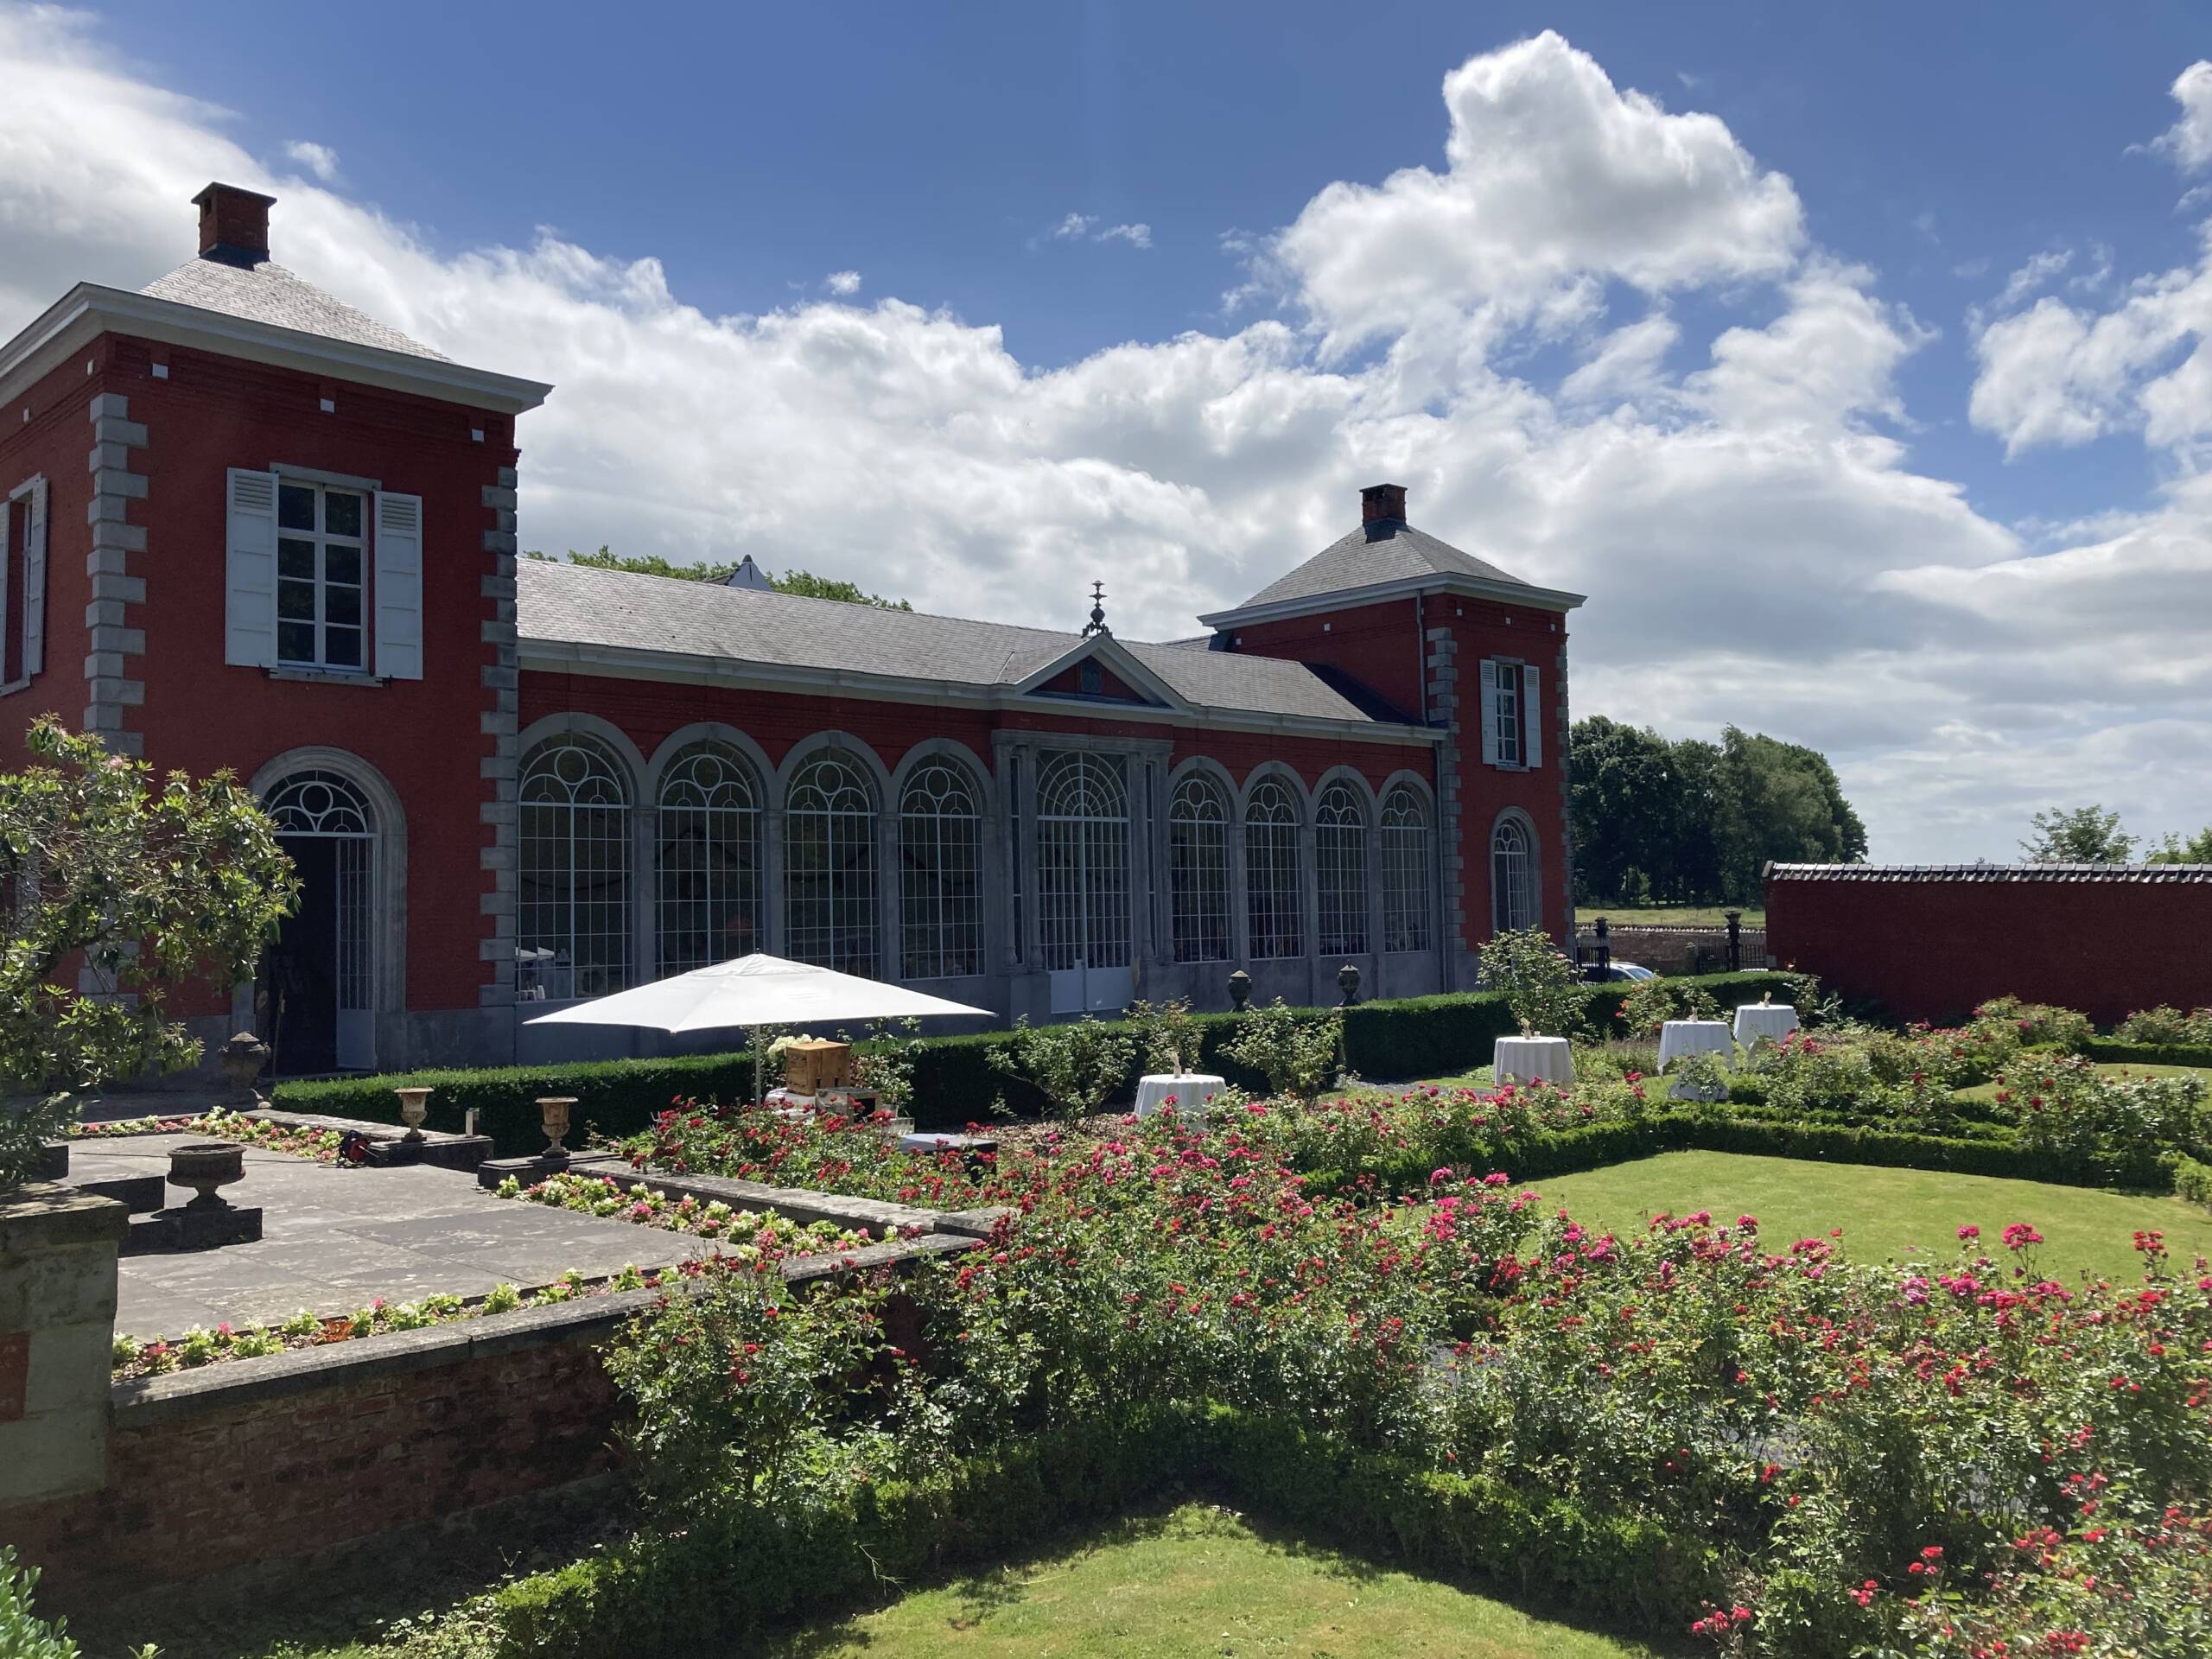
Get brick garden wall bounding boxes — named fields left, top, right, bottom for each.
left=1764, top=868, right=2212, bottom=1026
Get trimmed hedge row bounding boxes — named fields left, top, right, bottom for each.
left=471, top=1403, right=1711, bottom=1656
left=271, top=970, right=1802, bottom=1152
left=1300, top=1107, right=2179, bottom=1200
left=2082, top=1038, right=2212, bottom=1071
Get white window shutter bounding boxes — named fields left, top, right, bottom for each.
left=1478, top=659, right=1501, bottom=767
left=1522, top=664, right=1542, bottom=770
left=224, top=468, right=280, bottom=667
left=373, top=490, right=424, bottom=679
left=21, top=480, right=46, bottom=677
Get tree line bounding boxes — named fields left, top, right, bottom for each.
left=1567, top=717, right=1867, bottom=907
left=2018, top=804, right=2212, bottom=865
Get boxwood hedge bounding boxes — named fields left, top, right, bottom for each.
left=2082, top=1037, right=2212, bottom=1071
left=270, top=970, right=1802, bottom=1152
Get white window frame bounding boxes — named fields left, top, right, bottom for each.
left=1493, top=661, right=1522, bottom=768
left=275, top=476, right=370, bottom=671
left=1, top=474, right=47, bottom=695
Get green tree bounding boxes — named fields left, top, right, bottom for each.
left=1713, top=727, right=1867, bottom=903
left=0, top=718, right=296, bottom=1183
left=1566, top=716, right=1677, bottom=904
left=2020, top=804, right=2137, bottom=864
left=2145, top=825, right=2212, bottom=864
left=527, top=548, right=909, bottom=609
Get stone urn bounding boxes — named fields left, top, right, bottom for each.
left=395, top=1087, right=433, bottom=1143
left=537, top=1096, right=576, bottom=1166
left=1227, top=969, right=1252, bottom=1013
left=217, top=1032, right=270, bottom=1106
left=168, top=1141, right=245, bottom=1211
left=1337, top=962, right=1362, bottom=1007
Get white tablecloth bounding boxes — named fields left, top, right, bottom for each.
left=1734, top=1003, right=1800, bottom=1048
left=1492, top=1036, right=1573, bottom=1086
left=1657, top=1020, right=1734, bottom=1070
left=1135, top=1073, right=1225, bottom=1120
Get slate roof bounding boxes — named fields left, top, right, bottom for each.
left=1767, top=862, right=2212, bottom=884
left=1224, top=519, right=1540, bottom=613
left=516, top=559, right=1409, bottom=727
left=142, top=256, right=448, bottom=361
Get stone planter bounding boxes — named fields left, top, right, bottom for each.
left=537, top=1096, right=576, bottom=1166
left=167, top=1141, right=245, bottom=1211
left=395, top=1087, right=433, bottom=1142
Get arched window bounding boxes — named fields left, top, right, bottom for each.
left=1167, top=772, right=1230, bottom=963
left=785, top=750, right=879, bottom=976
left=656, top=743, right=761, bottom=976
left=1036, top=752, right=1131, bottom=980
left=899, top=758, right=982, bottom=979
left=1244, top=778, right=1302, bottom=960
left=519, top=735, right=632, bottom=998
left=262, top=769, right=379, bottom=1068
left=1314, top=780, right=1369, bottom=956
left=1379, top=785, right=1433, bottom=952
left=1491, top=815, right=1537, bottom=935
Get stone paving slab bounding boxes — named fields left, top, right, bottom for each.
left=64, top=1134, right=715, bottom=1339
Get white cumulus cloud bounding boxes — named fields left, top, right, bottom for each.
left=283, top=139, right=340, bottom=182
left=824, top=269, right=861, bottom=296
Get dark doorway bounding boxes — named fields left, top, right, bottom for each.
left=264, top=836, right=339, bottom=1076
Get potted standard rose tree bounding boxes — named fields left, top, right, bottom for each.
left=1476, top=927, right=1585, bottom=1046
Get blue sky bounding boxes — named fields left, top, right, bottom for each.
left=3, top=3, right=2209, bottom=858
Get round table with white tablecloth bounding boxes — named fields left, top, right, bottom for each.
left=1492, top=1036, right=1573, bottom=1087
left=1657, top=1019, right=1734, bottom=1099
left=1135, top=1073, right=1225, bottom=1122
left=1733, top=1002, right=1800, bottom=1050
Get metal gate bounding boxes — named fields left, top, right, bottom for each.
left=264, top=770, right=378, bottom=1070
left=1036, top=752, right=1132, bottom=1013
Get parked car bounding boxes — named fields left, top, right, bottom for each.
left=1590, top=961, right=1657, bottom=982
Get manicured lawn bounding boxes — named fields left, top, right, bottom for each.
left=1577, top=904, right=1764, bottom=929
left=1529, top=1152, right=2212, bottom=1281
left=766, top=1503, right=1657, bottom=1659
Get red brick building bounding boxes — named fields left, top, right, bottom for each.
left=1765, top=861, right=2212, bottom=1026
left=0, top=185, right=1584, bottom=1072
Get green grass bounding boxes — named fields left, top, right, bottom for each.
left=1529, top=1151, right=2212, bottom=1281
left=765, top=1503, right=1657, bottom=1659
left=1578, top=904, right=1764, bottom=929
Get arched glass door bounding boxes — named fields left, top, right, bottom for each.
left=262, top=770, right=378, bottom=1072
left=1036, top=752, right=1131, bottom=1012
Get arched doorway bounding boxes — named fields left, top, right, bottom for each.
left=1037, top=752, right=1131, bottom=1013
left=261, top=769, right=379, bottom=1072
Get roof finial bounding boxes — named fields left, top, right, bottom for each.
left=1083, top=579, right=1110, bottom=637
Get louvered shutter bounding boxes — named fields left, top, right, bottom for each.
left=225, top=468, right=280, bottom=667
left=1522, top=664, right=1541, bottom=770
left=21, top=480, right=46, bottom=677
left=1478, top=660, right=1501, bottom=767
left=372, top=490, right=424, bottom=679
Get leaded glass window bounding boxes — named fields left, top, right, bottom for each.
left=1168, top=772, right=1230, bottom=963
left=656, top=743, right=761, bottom=976
left=1379, top=785, right=1433, bottom=952
left=1314, top=780, right=1369, bottom=956
left=1243, top=777, right=1302, bottom=960
left=785, top=751, right=880, bottom=976
left=899, top=758, right=983, bottom=978
left=519, top=735, right=632, bottom=998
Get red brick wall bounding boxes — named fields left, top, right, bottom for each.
left=1765, top=874, right=2212, bottom=1026
left=5, top=1320, right=621, bottom=1602
left=0, top=353, right=101, bottom=767
left=1229, top=596, right=1426, bottom=718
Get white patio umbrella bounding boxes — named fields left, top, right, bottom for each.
left=524, top=951, right=991, bottom=1034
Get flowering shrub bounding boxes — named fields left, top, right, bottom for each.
left=1218, top=1000, right=1344, bottom=1103
left=71, top=1105, right=342, bottom=1160
left=1477, top=925, right=1586, bottom=1038
left=499, top=1171, right=871, bottom=1256
left=626, top=1096, right=1004, bottom=1210
left=1973, top=995, right=2094, bottom=1056
left=2115, top=1005, right=2212, bottom=1048
left=1999, top=1056, right=2209, bottom=1164
left=1618, top=976, right=1726, bottom=1038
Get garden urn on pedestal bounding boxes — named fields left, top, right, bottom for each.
left=537, top=1096, right=576, bottom=1167
left=217, top=1032, right=270, bottom=1108
left=395, top=1087, right=433, bottom=1143
left=167, top=1141, right=245, bottom=1211
left=1337, top=963, right=1362, bottom=1007
left=1227, top=969, right=1251, bottom=1013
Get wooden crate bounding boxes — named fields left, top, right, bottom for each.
left=782, top=1039, right=855, bottom=1096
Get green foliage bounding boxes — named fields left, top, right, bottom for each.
left=1614, top=976, right=1723, bottom=1037
left=529, top=548, right=910, bottom=609
left=1128, top=997, right=1202, bottom=1075
left=1972, top=993, right=2094, bottom=1052
left=1218, top=1000, right=1344, bottom=1103
left=2020, top=802, right=2138, bottom=863
left=2114, top=1005, right=2212, bottom=1047
left=0, top=716, right=296, bottom=1108
left=2084, top=1037, right=2212, bottom=1071
left=2146, top=825, right=2212, bottom=864
left=1998, top=1053, right=2209, bottom=1164
left=0, top=1548, right=77, bottom=1659
left=987, top=1015, right=1137, bottom=1119
left=0, top=1095, right=76, bottom=1194
left=1475, top=926, right=1584, bottom=1037
left=1567, top=716, right=1866, bottom=906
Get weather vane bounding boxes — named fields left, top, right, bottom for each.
left=1083, top=579, right=1110, bottom=637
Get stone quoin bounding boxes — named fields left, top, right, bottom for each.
left=0, top=183, right=1584, bottom=1077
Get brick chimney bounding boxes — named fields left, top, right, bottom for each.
left=1361, top=482, right=1408, bottom=526
left=193, top=182, right=276, bottom=266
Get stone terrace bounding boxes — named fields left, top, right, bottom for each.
left=66, top=1135, right=716, bottom=1339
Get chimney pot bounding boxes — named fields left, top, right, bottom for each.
left=1360, top=482, right=1407, bottom=525
left=193, top=182, right=276, bottom=265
